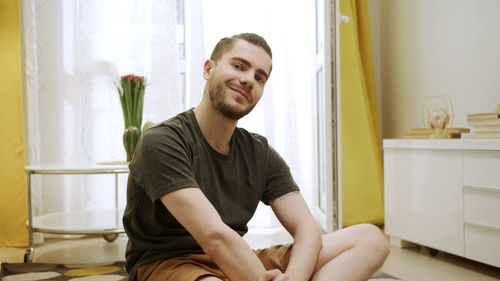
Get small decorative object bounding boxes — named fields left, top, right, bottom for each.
left=118, top=74, right=146, bottom=161
left=142, top=120, right=155, bottom=135
left=422, top=95, right=454, bottom=139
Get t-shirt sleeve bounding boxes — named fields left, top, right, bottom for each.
left=129, top=125, right=199, bottom=203
left=261, top=145, right=300, bottom=205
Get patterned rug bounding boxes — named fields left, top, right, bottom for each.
left=1, top=262, right=127, bottom=281
left=0, top=262, right=402, bottom=280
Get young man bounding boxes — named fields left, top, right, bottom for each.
left=123, top=33, right=389, bottom=281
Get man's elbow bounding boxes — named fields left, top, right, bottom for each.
left=198, top=227, right=234, bottom=257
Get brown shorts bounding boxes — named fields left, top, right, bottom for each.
left=136, top=244, right=293, bottom=281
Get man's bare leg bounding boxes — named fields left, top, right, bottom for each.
left=311, top=223, right=389, bottom=281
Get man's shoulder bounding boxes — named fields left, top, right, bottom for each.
left=156, top=110, right=193, bottom=129
left=145, top=110, right=194, bottom=136
left=235, top=127, right=269, bottom=146
left=234, top=128, right=272, bottom=159
left=139, top=110, right=197, bottom=152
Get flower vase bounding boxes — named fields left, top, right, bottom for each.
left=118, top=74, right=146, bottom=162
left=123, top=126, right=141, bottom=162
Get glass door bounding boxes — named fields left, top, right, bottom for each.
left=313, top=0, right=340, bottom=232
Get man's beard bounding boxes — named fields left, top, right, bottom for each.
left=208, top=80, right=256, bottom=120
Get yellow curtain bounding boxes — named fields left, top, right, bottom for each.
left=340, top=0, right=384, bottom=227
left=0, top=0, right=28, bottom=246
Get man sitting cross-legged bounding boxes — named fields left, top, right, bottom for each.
left=123, top=32, right=389, bottom=281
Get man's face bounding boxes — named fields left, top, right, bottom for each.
left=204, top=39, right=272, bottom=120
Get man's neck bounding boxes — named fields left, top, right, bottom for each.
left=193, top=102, right=237, bottom=155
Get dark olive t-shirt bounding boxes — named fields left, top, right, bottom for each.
left=123, top=109, right=299, bottom=280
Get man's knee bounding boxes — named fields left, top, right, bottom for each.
left=356, top=223, right=390, bottom=261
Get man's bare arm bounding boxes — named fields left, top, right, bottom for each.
left=161, top=188, right=284, bottom=281
left=271, top=192, right=323, bottom=281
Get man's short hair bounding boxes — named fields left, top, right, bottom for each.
left=210, top=33, right=272, bottom=62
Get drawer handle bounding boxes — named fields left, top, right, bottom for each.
left=465, top=221, right=500, bottom=232
left=463, top=185, right=500, bottom=192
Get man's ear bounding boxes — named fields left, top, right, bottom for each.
left=203, top=59, right=215, bottom=80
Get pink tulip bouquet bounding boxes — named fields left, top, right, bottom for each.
left=117, top=74, right=146, bottom=161
left=118, top=74, right=146, bottom=129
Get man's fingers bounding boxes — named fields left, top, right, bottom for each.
left=258, top=269, right=280, bottom=280
left=258, top=269, right=291, bottom=281
left=274, top=273, right=292, bottom=281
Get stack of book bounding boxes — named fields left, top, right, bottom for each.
left=403, top=128, right=470, bottom=139
left=467, top=111, right=500, bottom=138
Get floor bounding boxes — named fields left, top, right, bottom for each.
left=1, top=233, right=500, bottom=281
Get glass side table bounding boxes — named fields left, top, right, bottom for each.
left=24, top=163, right=129, bottom=262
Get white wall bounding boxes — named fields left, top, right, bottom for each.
left=370, top=0, right=500, bottom=139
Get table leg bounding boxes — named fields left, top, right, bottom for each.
left=25, top=170, right=34, bottom=262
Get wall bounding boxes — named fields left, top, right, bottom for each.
left=370, top=0, right=500, bottom=139
left=0, top=0, right=28, bottom=246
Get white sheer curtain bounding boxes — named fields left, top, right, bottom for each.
left=22, top=0, right=316, bottom=247
left=194, top=0, right=317, bottom=247
left=22, top=0, right=182, bottom=217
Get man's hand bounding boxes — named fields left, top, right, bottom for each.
left=258, top=269, right=292, bottom=281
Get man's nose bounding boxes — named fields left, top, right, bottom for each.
left=239, top=71, right=255, bottom=87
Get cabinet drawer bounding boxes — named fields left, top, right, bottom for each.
left=465, top=224, right=500, bottom=268
left=464, top=187, right=500, bottom=229
left=464, top=151, right=500, bottom=187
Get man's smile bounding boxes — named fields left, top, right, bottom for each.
left=228, top=84, right=250, bottom=102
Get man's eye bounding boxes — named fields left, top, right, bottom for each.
left=233, top=64, right=241, bottom=69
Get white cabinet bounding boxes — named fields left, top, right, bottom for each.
left=383, top=139, right=500, bottom=268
